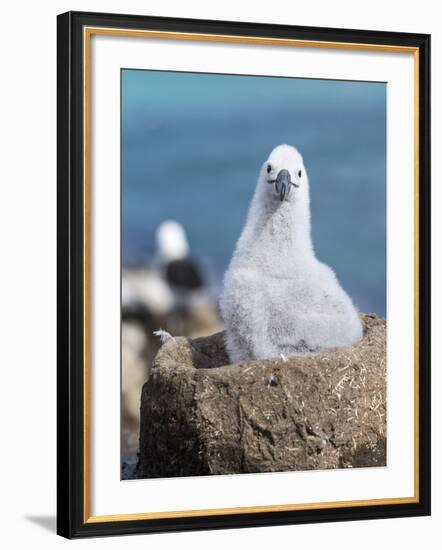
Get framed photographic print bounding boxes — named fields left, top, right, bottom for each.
left=57, top=11, right=431, bottom=538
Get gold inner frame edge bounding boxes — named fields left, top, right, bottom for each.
left=82, top=26, right=420, bottom=524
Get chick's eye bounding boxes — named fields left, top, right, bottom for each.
left=267, top=164, right=272, bottom=174
left=298, top=170, right=302, bottom=178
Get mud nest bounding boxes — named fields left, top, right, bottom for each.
left=138, top=314, right=386, bottom=478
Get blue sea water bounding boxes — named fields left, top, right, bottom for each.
left=122, top=70, right=386, bottom=317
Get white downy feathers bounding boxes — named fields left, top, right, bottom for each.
left=220, top=144, right=363, bottom=363
left=153, top=329, right=176, bottom=345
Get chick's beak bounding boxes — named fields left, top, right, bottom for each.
left=275, top=169, right=292, bottom=202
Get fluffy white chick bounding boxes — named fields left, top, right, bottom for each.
left=220, top=144, right=362, bottom=363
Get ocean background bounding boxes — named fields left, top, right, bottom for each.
left=122, top=69, right=386, bottom=318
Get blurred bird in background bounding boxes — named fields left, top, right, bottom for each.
left=155, top=220, right=206, bottom=330
left=156, top=220, right=205, bottom=294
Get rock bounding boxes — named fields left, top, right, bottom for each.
left=121, top=460, right=138, bottom=480
left=121, top=322, right=150, bottom=463
left=123, top=268, right=174, bottom=316
left=138, top=314, right=386, bottom=478
left=184, top=295, right=224, bottom=338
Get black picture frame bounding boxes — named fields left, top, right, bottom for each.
left=57, top=10, right=431, bottom=539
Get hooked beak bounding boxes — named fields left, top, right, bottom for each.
left=269, top=169, right=299, bottom=201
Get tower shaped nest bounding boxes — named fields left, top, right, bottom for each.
left=138, top=314, right=386, bottom=478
